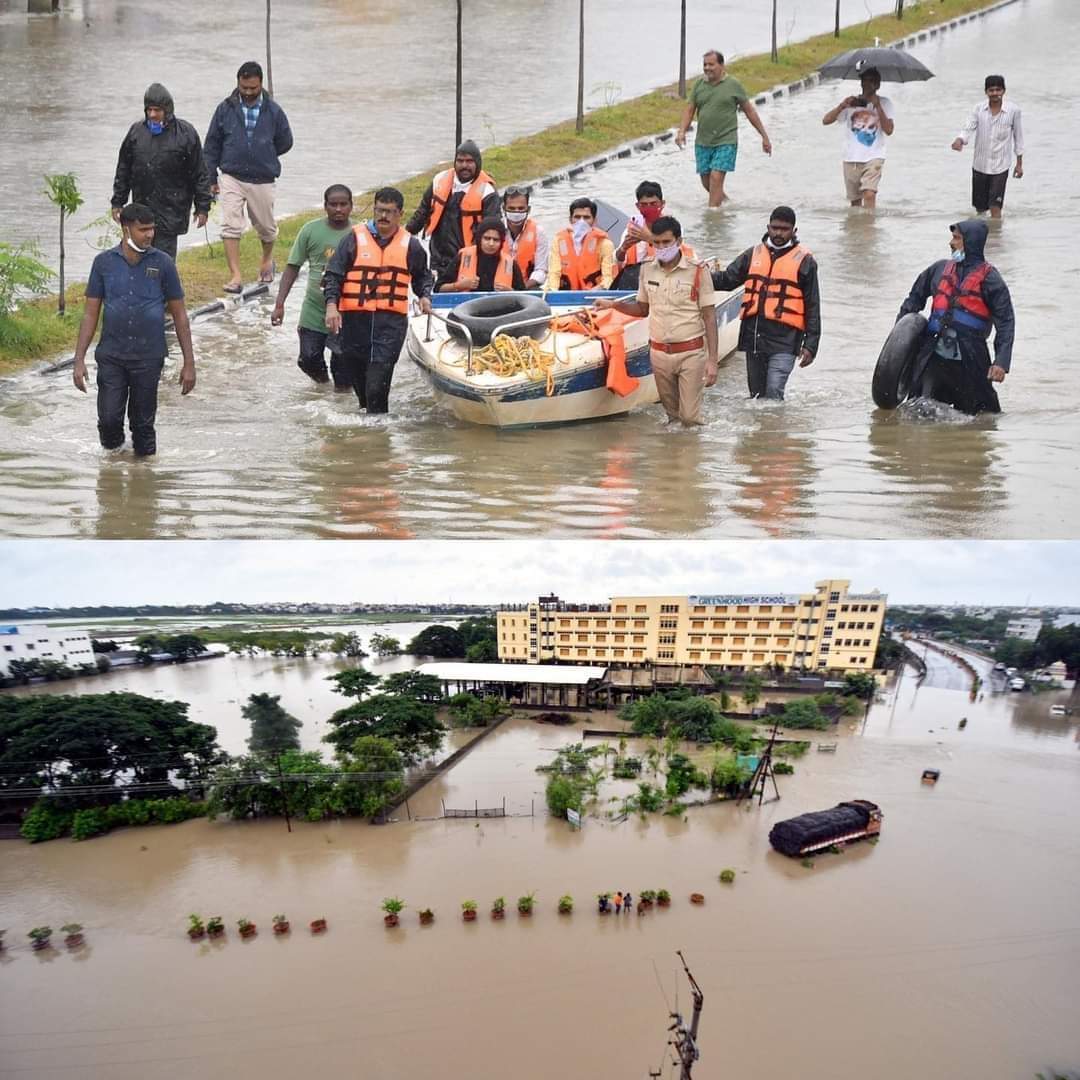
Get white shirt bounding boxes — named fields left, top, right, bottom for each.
left=839, top=96, right=895, bottom=162
left=956, top=99, right=1023, bottom=175
left=504, top=218, right=549, bottom=288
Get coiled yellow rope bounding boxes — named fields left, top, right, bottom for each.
left=445, top=333, right=564, bottom=396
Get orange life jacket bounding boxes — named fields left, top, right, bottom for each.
left=555, top=226, right=609, bottom=290
left=622, top=239, right=696, bottom=267
left=503, top=219, right=538, bottom=280
left=928, top=261, right=993, bottom=333
left=455, top=245, right=514, bottom=291
left=426, top=168, right=496, bottom=247
left=740, top=243, right=811, bottom=331
left=339, top=225, right=411, bottom=315
left=551, top=308, right=642, bottom=397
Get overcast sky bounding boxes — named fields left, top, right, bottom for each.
left=2, top=541, right=1077, bottom=608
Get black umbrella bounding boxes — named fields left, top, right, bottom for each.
left=818, top=46, right=934, bottom=83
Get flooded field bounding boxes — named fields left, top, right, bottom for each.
left=2, top=663, right=1078, bottom=1079
left=1, top=0, right=1077, bottom=539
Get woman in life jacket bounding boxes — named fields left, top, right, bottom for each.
left=895, top=219, right=1015, bottom=415
left=437, top=218, right=527, bottom=293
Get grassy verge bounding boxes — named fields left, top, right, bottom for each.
left=0, top=0, right=1000, bottom=374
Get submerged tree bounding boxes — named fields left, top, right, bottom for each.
left=42, top=173, right=83, bottom=316
left=326, top=665, right=380, bottom=700
left=323, top=693, right=444, bottom=764
left=243, top=693, right=302, bottom=756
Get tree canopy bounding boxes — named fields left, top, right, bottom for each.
left=406, top=624, right=464, bottom=658
left=323, top=693, right=445, bottom=764
left=243, top=693, right=302, bottom=757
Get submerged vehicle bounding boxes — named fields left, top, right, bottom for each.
left=1009, top=677, right=1026, bottom=691
left=768, top=799, right=883, bottom=858
left=1049, top=704, right=1072, bottom=716
left=406, top=287, right=743, bottom=428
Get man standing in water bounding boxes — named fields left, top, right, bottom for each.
left=822, top=66, right=895, bottom=210
left=896, top=219, right=1014, bottom=415
left=110, top=83, right=211, bottom=260
left=711, top=206, right=821, bottom=401
left=675, top=50, right=772, bottom=207
left=203, top=61, right=293, bottom=293
left=406, top=140, right=499, bottom=280
left=271, top=184, right=354, bottom=389
left=594, top=215, right=719, bottom=426
left=324, top=187, right=433, bottom=415
left=72, top=204, right=196, bottom=457
left=951, top=75, right=1023, bottom=220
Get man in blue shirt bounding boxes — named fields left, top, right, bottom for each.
left=72, top=204, right=196, bottom=457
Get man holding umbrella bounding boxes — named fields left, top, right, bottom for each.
left=822, top=66, right=895, bottom=209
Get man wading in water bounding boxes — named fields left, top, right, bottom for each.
left=897, top=219, right=1014, bottom=415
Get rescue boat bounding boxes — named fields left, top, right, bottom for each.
left=405, top=287, right=743, bottom=428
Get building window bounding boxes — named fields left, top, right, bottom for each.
left=731, top=652, right=744, bottom=661
left=829, top=592, right=840, bottom=603
left=614, top=648, right=626, bottom=657
left=691, top=620, right=704, bottom=630
left=615, top=605, right=627, bottom=613
left=633, top=620, right=646, bottom=629
left=615, top=620, right=626, bottom=628
left=689, top=651, right=702, bottom=660
left=660, top=604, right=679, bottom=614
left=752, top=653, right=765, bottom=662
left=658, top=649, right=675, bottom=660
left=634, top=605, right=647, bottom=613
left=633, top=635, right=644, bottom=643
left=614, top=634, right=625, bottom=643
left=659, top=634, right=676, bottom=645
left=660, top=618, right=678, bottom=629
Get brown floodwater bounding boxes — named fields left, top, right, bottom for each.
left=1, top=0, right=1077, bottom=539
left=2, top=667, right=1078, bottom=1079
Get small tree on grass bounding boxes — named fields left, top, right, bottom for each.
left=742, top=673, right=764, bottom=713
left=0, top=242, right=53, bottom=342
left=42, top=173, right=84, bottom=316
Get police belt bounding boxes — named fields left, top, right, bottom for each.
left=650, top=336, right=705, bottom=354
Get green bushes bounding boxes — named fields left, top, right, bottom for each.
left=546, top=775, right=584, bottom=818
left=22, top=797, right=205, bottom=842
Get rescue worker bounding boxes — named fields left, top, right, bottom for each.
left=435, top=219, right=527, bottom=292
left=896, top=219, right=1014, bottom=415
left=111, top=83, right=212, bottom=261
left=501, top=187, right=549, bottom=290
left=546, top=198, right=617, bottom=292
left=406, top=140, right=499, bottom=279
left=613, top=181, right=696, bottom=291
left=711, top=205, right=821, bottom=401
left=594, top=215, right=719, bottom=426
left=324, top=187, right=433, bottom=415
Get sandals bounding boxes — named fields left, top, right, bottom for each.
left=258, top=261, right=276, bottom=284
left=223, top=282, right=243, bottom=295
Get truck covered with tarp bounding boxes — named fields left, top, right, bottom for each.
left=768, top=800, right=883, bottom=857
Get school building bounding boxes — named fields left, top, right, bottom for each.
left=496, top=579, right=887, bottom=674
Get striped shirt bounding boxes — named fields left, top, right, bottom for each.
left=956, top=99, right=1023, bottom=176
left=241, top=98, right=262, bottom=141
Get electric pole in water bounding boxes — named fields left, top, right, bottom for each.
left=669, top=951, right=704, bottom=1078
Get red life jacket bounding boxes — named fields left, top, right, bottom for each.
left=928, top=261, right=993, bottom=333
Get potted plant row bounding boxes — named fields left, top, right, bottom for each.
left=517, top=892, right=536, bottom=916
left=237, top=917, right=257, bottom=939
left=419, top=907, right=435, bottom=926
left=61, top=923, right=84, bottom=948
left=382, top=897, right=405, bottom=928
left=491, top=897, right=506, bottom=920
left=28, top=926, right=52, bottom=951
left=657, top=889, right=671, bottom=907
left=638, top=890, right=657, bottom=909
left=207, top=916, right=225, bottom=938
left=272, top=914, right=290, bottom=935
left=461, top=900, right=478, bottom=922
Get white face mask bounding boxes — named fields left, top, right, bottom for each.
left=125, top=233, right=150, bottom=254
left=505, top=210, right=528, bottom=225
left=950, top=248, right=965, bottom=262
left=655, top=242, right=680, bottom=263
left=571, top=219, right=591, bottom=242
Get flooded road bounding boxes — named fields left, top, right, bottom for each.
left=1, top=0, right=1075, bottom=539
left=2, top=675, right=1079, bottom=1079
left=0, top=0, right=902, bottom=280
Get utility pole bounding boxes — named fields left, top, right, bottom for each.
left=669, top=951, right=704, bottom=1078
left=275, top=753, right=292, bottom=832
left=575, top=0, right=585, bottom=134
left=455, top=0, right=463, bottom=147
left=678, top=0, right=687, bottom=98
left=740, top=717, right=781, bottom=805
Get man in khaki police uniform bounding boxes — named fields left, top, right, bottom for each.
left=594, top=215, right=718, bottom=425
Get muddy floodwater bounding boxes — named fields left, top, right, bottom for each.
left=1, top=0, right=1078, bottom=539
left=2, top=660, right=1078, bottom=1079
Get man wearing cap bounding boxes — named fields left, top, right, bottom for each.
left=951, top=75, right=1023, bottom=220
left=110, top=83, right=211, bottom=260
left=406, top=140, right=500, bottom=279
left=593, top=215, right=719, bottom=426
left=710, top=206, right=821, bottom=401
left=896, top=219, right=1014, bottom=415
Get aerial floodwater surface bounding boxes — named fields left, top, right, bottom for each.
left=0, top=0, right=1076, bottom=539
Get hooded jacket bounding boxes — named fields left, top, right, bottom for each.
left=111, top=83, right=212, bottom=238
left=203, top=88, right=293, bottom=185
left=405, top=140, right=500, bottom=273
left=897, top=219, right=1015, bottom=370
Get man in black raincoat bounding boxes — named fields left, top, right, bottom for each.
left=897, top=219, right=1014, bottom=415
left=111, top=84, right=212, bottom=261
left=406, top=140, right=499, bottom=279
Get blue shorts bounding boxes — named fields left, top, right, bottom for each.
left=695, top=143, right=738, bottom=175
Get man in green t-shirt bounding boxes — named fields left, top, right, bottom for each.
left=271, top=184, right=354, bottom=388
left=675, top=49, right=773, bottom=208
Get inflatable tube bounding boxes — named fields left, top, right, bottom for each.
left=447, top=293, right=553, bottom=347
left=872, top=313, right=926, bottom=409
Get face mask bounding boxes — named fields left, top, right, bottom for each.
left=147, top=119, right=164, bottom=135
left=639, top=204, right=663, bottom=226
left=125, top=234, right=149, bottom=254
left=572, top=219, right=591, bottom=242
left=950, top=249, right=965, bottom=262
left=655, top=242, right=680, bottom=263
left=505, top=210, right=528, bottom=225
left=766, top=232, right=793, bottom=249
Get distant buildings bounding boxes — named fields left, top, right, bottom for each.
left=1053, top=612, right=1080, bottom=629
left=0, top=624, right=94, bottom=677
left=1005, top=618, right=1042, bottom=641
left=497, top=579, right=886, bottom=674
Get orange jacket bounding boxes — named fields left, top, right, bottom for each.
left=455, top=245, right=515, bottom=291
left=503, top=219, right=538, bottom=280
left=555, top=226, right=608, bottom=290
left=339, top=225, right=411, bottom=315
left=740, top=243, right=811, bottom=331
left=426, top=168, right=496, bottom=247
left=552, top=307, right=642, bottom=397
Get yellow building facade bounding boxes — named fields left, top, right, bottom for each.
left=497, top=579, right=886, bottom=674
